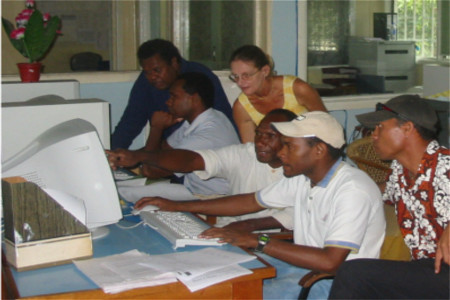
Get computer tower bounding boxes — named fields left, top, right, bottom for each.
left=374, top=13, right=397, bottom=41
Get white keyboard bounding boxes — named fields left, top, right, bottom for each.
left=140, top=211, right=223, bottom=249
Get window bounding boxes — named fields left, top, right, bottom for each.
left=2, top=0, right=269, bottom=74
left=307, top=0, right=350, bottom=66
left=395, top=0, right=438, bottom=59
left=172, top=0, right=270, bottom=70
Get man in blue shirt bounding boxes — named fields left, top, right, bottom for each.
left=111, top=39, right=234, bottom=149
left=112, top=72, right=239, bottom=202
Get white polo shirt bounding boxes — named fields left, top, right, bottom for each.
left=193, top=143, right=293, bottom=228
left=167, top=108, right=239, bottom=195
left=256, top=159, right=386, bottom=260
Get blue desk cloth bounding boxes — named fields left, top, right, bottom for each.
left=10, top=215, right=265, bottom=298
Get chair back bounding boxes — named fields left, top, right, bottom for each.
left=70, top=52, right=102, bottom=71
left=347, top=136, right=391, bottom=184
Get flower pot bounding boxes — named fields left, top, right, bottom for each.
left=17, top=62, right=42, bottom=82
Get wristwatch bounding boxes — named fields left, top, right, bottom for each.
left=254, top=233, right=270, bottom=253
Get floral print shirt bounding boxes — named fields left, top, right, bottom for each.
left=383, top=140, right=450, bottom=260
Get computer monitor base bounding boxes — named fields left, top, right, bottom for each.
left=91, top=227, right=110, bottom=240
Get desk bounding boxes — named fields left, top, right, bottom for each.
left=4, top=218, right=275, bottom=299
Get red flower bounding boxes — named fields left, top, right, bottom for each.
left=15, top=15, right=30, bottom=27
left=25, top=0, right=35, bottom=9
left=10, top=27, right=26, bottom=39
left=19, top=9, right=34, bottom=17
left=43, top=13, right=51, bottom=22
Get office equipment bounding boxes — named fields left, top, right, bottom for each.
left=2, top=177, right=93, bottom=271
left=2, top=119, right=122, bottom=239
left=423, top=64, right=450, bottom=99
left=349, top=38, right=416, bottom=93
left=4, top=222, right=275, bottom=299
left=113, top=168, right=138, bottom=181
left=1, top=80, right=80, bottom=103
left=373, top=13, right=397, bottom=41
left=132, top=205, right=160, bottom=214
left=2, top=96, right=111, bottom=162
left=140, top=211, right=223, bottom=248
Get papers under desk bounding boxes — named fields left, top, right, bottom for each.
left=4, top=219, right=275, bottom=299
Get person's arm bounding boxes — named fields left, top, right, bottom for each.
left=144, top=111, right=181, bottom=151
left=435, top=225, right=450, bottom=273
left=106, top=148, right=206, bottom=173
left=134, top=193, right=263, bottom=216
left=292, top=78, right=327, bottom=112
left=140, top=111, right=182, bottom=177
left=111, top=73, right=151, bottom=149
left=201, top=227, right=351, bottom=273
left=233, top=100, right=256, bottom=143
left=223, top=216, right=284, bottom=232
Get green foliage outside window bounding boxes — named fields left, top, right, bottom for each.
left=396, top=0, right=437, bottom=59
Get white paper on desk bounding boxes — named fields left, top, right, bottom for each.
left=180, top=264, right=253, bottom=292
left=140, top=248, right=256, bottom=279
left=73, top=249, right=177, bottom=294
left=103, top=273, right=176, bottom=294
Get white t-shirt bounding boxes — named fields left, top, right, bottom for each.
left=256, top=159, right=386, bottom=260
left=167, top=108, right=239, bottom=195
left=193, top=143, right=292, bottom=228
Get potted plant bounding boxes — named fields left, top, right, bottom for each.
left=2, top=0, right=61, bottom=82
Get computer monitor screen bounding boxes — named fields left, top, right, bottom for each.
left=2, top=118, right=122, bottom=238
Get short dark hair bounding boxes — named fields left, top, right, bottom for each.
left=266, top=108, right=298, bottom=121
left=137, top=39, right=182, bottom=65
left=229, top=45, right=272, bottom=70
left=305, top=137, right=346, bottom=160
left=177, top=72, right=214, bottom=109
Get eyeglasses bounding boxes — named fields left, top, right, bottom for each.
left=229, top=70, right=260, bottom=83
left=376, top=102, right=408, bottom=120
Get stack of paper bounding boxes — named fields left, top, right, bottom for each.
left=74, top=248, right=257, bottom=293
left=142, top=248, right=256, bottom=292
left=74, top=250, right=177, bottom=294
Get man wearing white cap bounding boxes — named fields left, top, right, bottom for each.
left=143, top=111, right=386, bottom=299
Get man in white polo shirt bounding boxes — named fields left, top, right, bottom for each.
left=109, top=109, right=297, bottom=229
left=141, top=111, right=386, bottom=299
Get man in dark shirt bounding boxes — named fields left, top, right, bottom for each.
left=111, top=39, right=234, bottom=149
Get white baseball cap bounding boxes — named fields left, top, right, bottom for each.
left=271, top=111, right=345, bottom=149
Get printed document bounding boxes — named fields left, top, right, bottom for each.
left=74, top=250, right=177, bottom=294
left=74, top=248, right=256, bottom=293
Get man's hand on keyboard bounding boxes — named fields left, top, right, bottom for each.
left=135, top=196, right=178, bottom=211
left=199, top=227, right=258, bottom=248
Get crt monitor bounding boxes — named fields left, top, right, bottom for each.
left=2, top=118, right=122, bottom=239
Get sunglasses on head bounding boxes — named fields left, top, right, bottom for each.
left=376, top=103, right=408, bottom=120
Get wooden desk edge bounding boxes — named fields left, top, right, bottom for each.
left=7, top=253, right=276, bottom=299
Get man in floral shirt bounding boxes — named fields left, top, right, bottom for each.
left=329, top=94, right=449, bottom=299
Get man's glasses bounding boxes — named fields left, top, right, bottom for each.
left=229, top=70, right=260, bottom=83
left=376, top=102, right=408, bottom=120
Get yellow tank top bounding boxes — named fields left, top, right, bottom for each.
left=237, top=75, right=308, bottom=125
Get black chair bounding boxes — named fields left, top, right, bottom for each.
left=70, top=52, right=103, bottom=71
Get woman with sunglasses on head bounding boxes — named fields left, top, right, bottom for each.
left=229, top=45, right=327, bottom=143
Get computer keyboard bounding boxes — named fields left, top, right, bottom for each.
left=139, top=211, right=224, bottom=249
left=113, top=168, right=137, bottom=181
